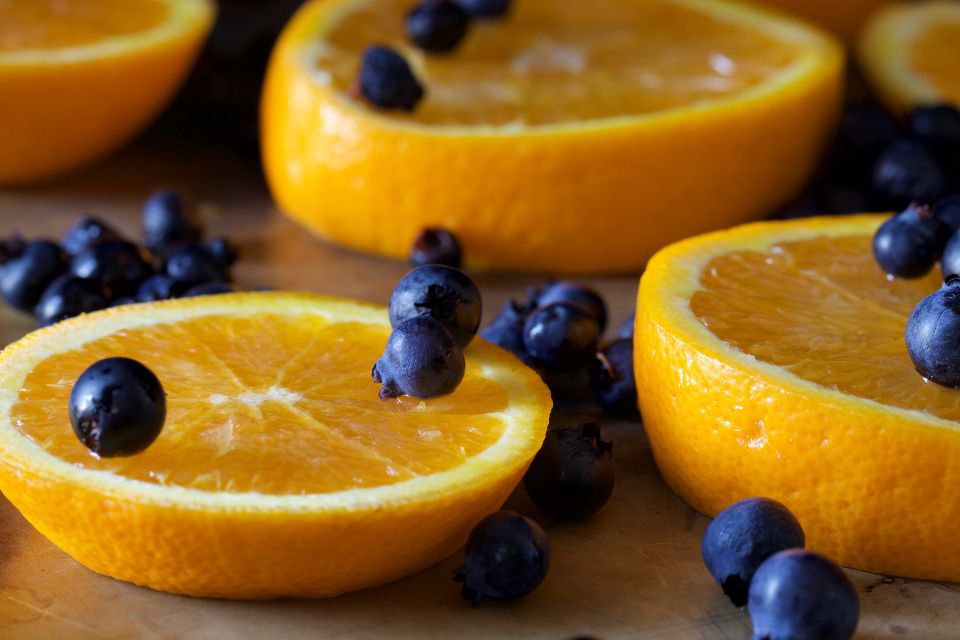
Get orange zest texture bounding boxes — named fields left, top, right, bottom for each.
left=262, top=0, right=843, bottom=274
left=0, top=293, right=551, bottom=598
left=636, top=215, right=960, bottom=581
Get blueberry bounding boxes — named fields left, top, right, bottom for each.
left=942, top=229, right=960, bottom=278
left=701, top=497, right=805, bottom=607
left=68, top=357, right=166, bottom=457
left=61, top=216, right=122, bottom=255
left=616, top=314, right=635, bottom=339
left=410, top=227, right=462, bottom=268
left=907, top=104, right=960, bottom=161
left=905, top=276, right=960, bottom=387
left=34, top=275, right=108, bottom=327
left=589, top=339, right=638, bottom=418
left=206, top=236, right=238, bottom=267
left=453, top=510, right=549, bottom=603
left=458, top=0, right=511, bottom=18
left=406, top=1, right=470, bottom=53
left=748, top=549, right=859, bottom=640
left=0, top=232, right=25, bottom=265
left=359, top=46, right=425, bottom=111
left=523, top=423, right=614, bottom=521
left=534, top=282, right=608, bottom=332
left=0, top=240, right=67, bottom=311
left=135, top=274, right=187, bottom=302
left=523, top=302, right=600, bottom=372
left=479, top=300, right=530, bottom=356
left=183, top=281, right=238, bottom=297
left=829, top=104, right=900, bottom=186
left=872, top=139, right=947, bottom=209
left=372, top=316, right=465, bottom=399
left=164, top=243, right=228, bottom=288
left=871, top=203, right=946, bottom=279
left=389, top=264, right=482, bottom=348
left=70, top=241, right=152, bottom=298
left=935, top=194, right=960, bottom=234
left=142, top=190, right=203, bottom=254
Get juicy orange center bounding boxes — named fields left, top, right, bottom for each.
left=317, top=0, right=805, bottom=126
left=0, top=0, right=170, bottom=52
left=691, top=234, right=960, bottom=422
left=910, top=19, right=960, bottom=104
left=11, top=313, right=509, bottom=494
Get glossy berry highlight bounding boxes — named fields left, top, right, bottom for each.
left=453, top=510, right=550, bottom=603
left=701, top=497, right=805, bottom=607
left=523, top=423, right=614, bottom=521
left=389, top=264, right=482, bottom=348
left=534, top=281, right=608, bottom=332
left=0, top=240, right=67, bottom=311
left=906, top=276, right=960, bottom=388
left=68, top=357, right=167, bottom=457
left=523, top=302, right=600, bottom=372
left=142, top=190, right=203, bottom=254
left=34, top=275, right=108, bottom=327
left=61, top=216, right=122, bottom=255
left=589, top=339, right=638, bottom=417
left=872, top=204, right=945, bottom=279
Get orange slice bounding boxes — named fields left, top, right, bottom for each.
left=0, top=293, right=551, bottom=598
left=262, top=0, right=843, bottom=274
left=634, top=214, right=960, bottom=581
left=0, top=0, right=214, bottom=185
left=757, top=0, right=889, bottom=43
left=858, top=1, right=960, bottom=114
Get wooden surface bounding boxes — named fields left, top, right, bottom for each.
left=0, top=136, right=958, bottom=639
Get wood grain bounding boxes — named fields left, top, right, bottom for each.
left=0, top=136, right=956, bottom=639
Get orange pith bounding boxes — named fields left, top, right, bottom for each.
left=691, top=235, right=960, bottom=421
left=910, top=20, right=960, bottom=106
left=0, top=0, right=170, bottom=51
left=319, top=0, right=802, bottom=126
left=12, top=314, right=507, bottom=495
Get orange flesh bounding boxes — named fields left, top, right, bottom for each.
left=690, top=235, right=960, bottom=421
left=911, top=20, right=960, bottom=105
left=0, top=0, right=170, bottom=52
left=11, top=314, right=508, bottom=495
left=318, top=0, right=805, bottom=126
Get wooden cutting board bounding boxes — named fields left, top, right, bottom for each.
left=0, top=136, right=956, bottom=639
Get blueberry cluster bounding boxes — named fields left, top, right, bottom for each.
left=0, top=190, right=240, bottom=327
left=702, top=498, right=859, bottom=639
left=785, top=103, right=960, bottom=217
left=481, top=281, right=638, bottom=416
left=358, top=0, right=512, bottom=111
left=872, top=195, right=960, bottom=279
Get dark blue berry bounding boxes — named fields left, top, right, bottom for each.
left=389, top=264, right=482, bottom=348
left=453, top=510, right=549, bottom=603
left=872, top=203, right=945, bottom=279
left=0, top=240, right=67, bottom=311
left=70, top=241, right=152, bottom=297
left=935, top=194, right=960, bottom=234
left=359, top=46, right=425, bottom=111
left=534, top=282, right=608, bottom=332
left=616, top=314, right=635, bottom=339
left=906, top=276, right=960, bottom=387
left=523, top=423, right=614, bottom=521
left=458, top=0, right=511, bottom=18
left=135, top=274, right=187, bottom=302
left=372, top=316, right=465, bottom=399
left=872, top=140, right=947, bottom=209
left=829, top=104, right=900, bottom=186
left=942, top=228, right=960, bottom=278
left=589, top=339, right=638, bottom=418
left=701, top=497, right=805, bottom=607
left=748, top=549, right=859, bottom=640
left=523, top=302, right=600, bottom=372
left=410, top=227, right=462, bottom=268
left=61, top=216, right=122, bottom=255
left=34, top=275, right=108, bottom=327
left=0, top=232, right=25, bottom=265
left=164, top=243, right=228, bottom=288
left=68, top=357, right=166, bottom=457
left=183, top=281, right=238, bottom=297
left=206, top=237, right=238, bottom=267
left=907, top=104, right=960, bottom=162
left=406, top=1, right=470, bottom=53
left=479, top=300, right=530, bottom=358
left=142, top=190, right=203, bottom=254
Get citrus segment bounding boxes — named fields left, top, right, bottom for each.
left=756, top=0, right=888, bottom=43
left=637, top=215, right=960, bottom=581
left=263, top=0, right=843, bottom=273
left=0, top=293, right=551, bottom=597
left=0, top=0, right=214, bottom=185
left=858, top=1, right=960, bottom=113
